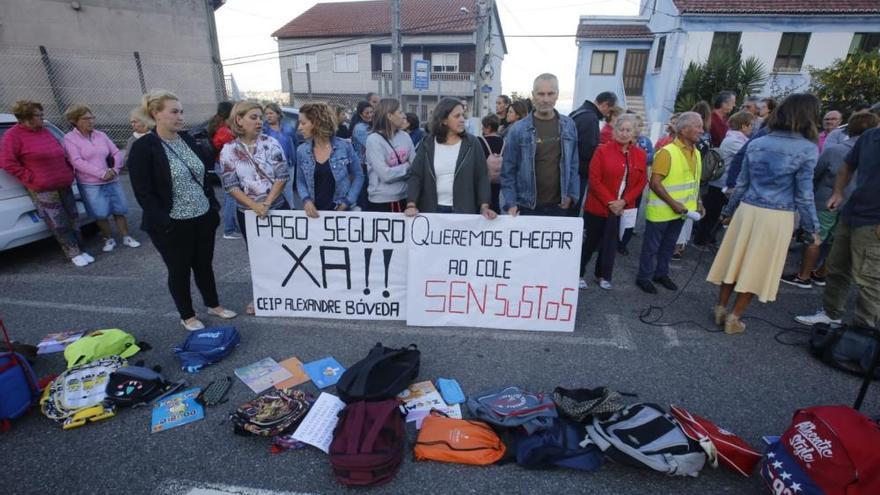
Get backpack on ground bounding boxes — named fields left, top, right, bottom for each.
left=700, top=148, right=724, bottom=185
left=553, top=386, right=627, bottom=422
left=230, top=388, right=310, bottom=437
left=478, top=136, right=504, bottom=184
left=0, top=320, right=40, bottom=426
left=809, top=323, right=880, bottom=379
left=329, top=399, right=405, bottom=487
left=40, top=355, right=127, bottom=422
left=104, top=366, right=182, bottom=408
left=467, top=386, right=558, bottom=434
left=173, top=326, right=240, bottom=373
left=515, top=419, right=603, bottom=472
left=760, top=405, right=880, bottom=495
left=336, top=343, right=419, bottom=403
left=586, top=402, right=706, bottom=477
left=63, top=328, right=142, bottom=369
left=414, top=410, right=506, bottom=466
left=669, top=404, right=762, bottom=477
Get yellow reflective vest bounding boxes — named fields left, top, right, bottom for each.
left=646, top=143, right=701, bottom=222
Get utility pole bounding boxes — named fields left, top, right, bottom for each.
left=391, top=0, right=402, bottom=99
left=473, top=0, right=490, bottom=118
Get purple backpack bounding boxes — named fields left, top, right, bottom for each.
left=329, top=400, right=405, bottom=487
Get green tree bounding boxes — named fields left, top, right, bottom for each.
left=674, top=49, right=767, bottom=112
left=809, top=51, right=880, bottom=116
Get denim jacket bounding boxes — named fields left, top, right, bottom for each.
left=723, top=130, right=819, bottom=233
left=500, top=111, right=580, bottom=210
left=295, top=137, right=364, bottom=208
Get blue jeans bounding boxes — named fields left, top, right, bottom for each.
left=215, top=162, right=239, bottom=235
left=637, top=219, right=684, bottom=281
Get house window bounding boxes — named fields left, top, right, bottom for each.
left=774, top=33, right=811, bottom=72
left=849, top=33, right=880, bottom=54
left=333, top=53, right=358, bottom=73
left=590, top=51, right=617, bottom=75
left=431, top=53, right=459, bottom=73
left=654, top=36, right=666, bottom=70
left=709, top=32, right=741, bottom=60
left=380, top=52, right=404, bottom=72
left=293, top=54, right=317, bottom=73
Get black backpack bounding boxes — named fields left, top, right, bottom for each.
left=104, top=366, right=181, bottom=408
left=810, top=323, right=880, bottom=379
left=336, top=343, right=420, bottom=403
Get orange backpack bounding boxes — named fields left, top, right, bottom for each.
left=414, top=411, right=506, bottom=466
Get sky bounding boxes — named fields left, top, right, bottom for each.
left=215, top=0, right=639, bottom=111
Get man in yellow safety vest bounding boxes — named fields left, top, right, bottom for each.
left=636, top=111, right=706, bottom=294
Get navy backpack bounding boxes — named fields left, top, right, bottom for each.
left=516, top=419, right=604, bottom=471
left=173, top=326, right=240, bottom=373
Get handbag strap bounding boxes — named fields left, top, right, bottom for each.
left=161, top=139, right=204, bottom=189
left=379, top=133, right=404, bottom=165
left=236, top=141, right=273, bottom=182
left=617, top=151, right=629, bottom=200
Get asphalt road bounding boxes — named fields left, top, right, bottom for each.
left=1, top=177, right=876, bottom=495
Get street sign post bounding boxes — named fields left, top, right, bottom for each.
left=413, top=59, right=429, bottom=91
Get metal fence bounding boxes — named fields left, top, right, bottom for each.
left=0, top=45, right=226, bottom=144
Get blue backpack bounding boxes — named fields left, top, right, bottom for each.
left=516, top=419, right=604, bottom=472
left=173, top=326, right=240, bottom=373
left=0, top=352, right=39, bottom=422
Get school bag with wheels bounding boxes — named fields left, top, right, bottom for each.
left=0, top=320, right=40, bottom=427
left=173, top=326, right=240, bottom=373
left=63, top=328, right=142, bottom=369
left=413, top=410, right=506, bottom=466
left=586, top=402, right=706, bottom=477
left=809, top=323, right=880, bottom=379
left=760, top=405, right=880, bottom=495
left=336, top=343, right=419, bottom=403
left=669, top=404, right=762, bottom=477
left=104, top=366, right=183, bottom=408
left=515, top=419, right=603, bottom=472
left=329, top=399, right=405, bottom=487
left=467, top=386, right=558, bottom=434
left=230, top=388, right=310, bottom=437
left=40, top=355, right=127, bottom=426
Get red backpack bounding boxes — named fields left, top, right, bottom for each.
left=329, top=400, right=404, bottom=487
left=670, top=404, right=762, bottom=476
left=761, top=406, right=880, bottom=495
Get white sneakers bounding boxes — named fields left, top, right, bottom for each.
left=794, top=309, right=842, bottom=326
left=71, top=252, right=95, bottom=267
left=578, top=278, right=588, bottom=289
left=103, top=236, right=140, bottom=252
left=598, top=279, right=613, bottom=290
left=102, top=237, right=116, bottom=252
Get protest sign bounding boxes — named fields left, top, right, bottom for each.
left=246, top=211, right=407, bottom=320
left=406, top=214, right=582, bottom=332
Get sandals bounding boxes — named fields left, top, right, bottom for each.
left=207, top=307, right=238, bottom=319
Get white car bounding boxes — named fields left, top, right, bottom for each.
left=0, top=113, right=93, bottom=251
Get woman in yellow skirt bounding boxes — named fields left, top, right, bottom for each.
left=707, top=94, right=822, bottom=334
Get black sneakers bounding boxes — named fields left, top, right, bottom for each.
left=780, top=273, right=812, bottom=289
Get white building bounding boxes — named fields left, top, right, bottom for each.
left=573, top=0, right=880, bottom=139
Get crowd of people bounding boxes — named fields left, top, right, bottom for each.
left=2, top=72, right=878, bottom=337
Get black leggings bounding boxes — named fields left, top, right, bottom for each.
left=580, top=212, right=620, bottom=280
left=148, top=211, right=221, bottom=320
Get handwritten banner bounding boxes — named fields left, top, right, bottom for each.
left=246, top=211, right=407, bottom=320
left=246, top=211, right=582, bottom=332
left=405, top=213, right=582, bottom=332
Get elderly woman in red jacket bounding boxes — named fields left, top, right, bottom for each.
left=579, top=113, right=647, bottom=290
left=1, top=100, right=94, bottom=267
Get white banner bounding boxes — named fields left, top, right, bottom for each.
left=405, top=214, right=583, bottom=332
left=246, top=211, right=407, bottom=320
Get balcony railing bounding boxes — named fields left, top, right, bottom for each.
left=371, top=71, right=473, bottom=81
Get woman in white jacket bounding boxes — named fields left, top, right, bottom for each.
left=364, top=98, right=414, bottom=212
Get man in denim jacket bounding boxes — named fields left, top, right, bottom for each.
left=796, top=126, right=880, bottom=330
left=501, top=73, right=579, bottom=217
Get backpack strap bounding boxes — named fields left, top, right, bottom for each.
left=345, top=402, right=367, bottom=454
left=360, top=400, right=400, bottom=453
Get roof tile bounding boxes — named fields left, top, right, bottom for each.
left=576, top=24, right=653, bottom=39
left=671, top=0, right=880, bottom=15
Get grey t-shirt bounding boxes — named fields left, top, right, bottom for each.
left=813, top=138, right=856, bottom=211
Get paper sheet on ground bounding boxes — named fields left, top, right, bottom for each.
left=291, top=392, right=345, bottom=453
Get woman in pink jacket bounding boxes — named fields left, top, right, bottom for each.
left=63, top=104, right=140, bottom=253
left=0, top=100, right=93, bottom=266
